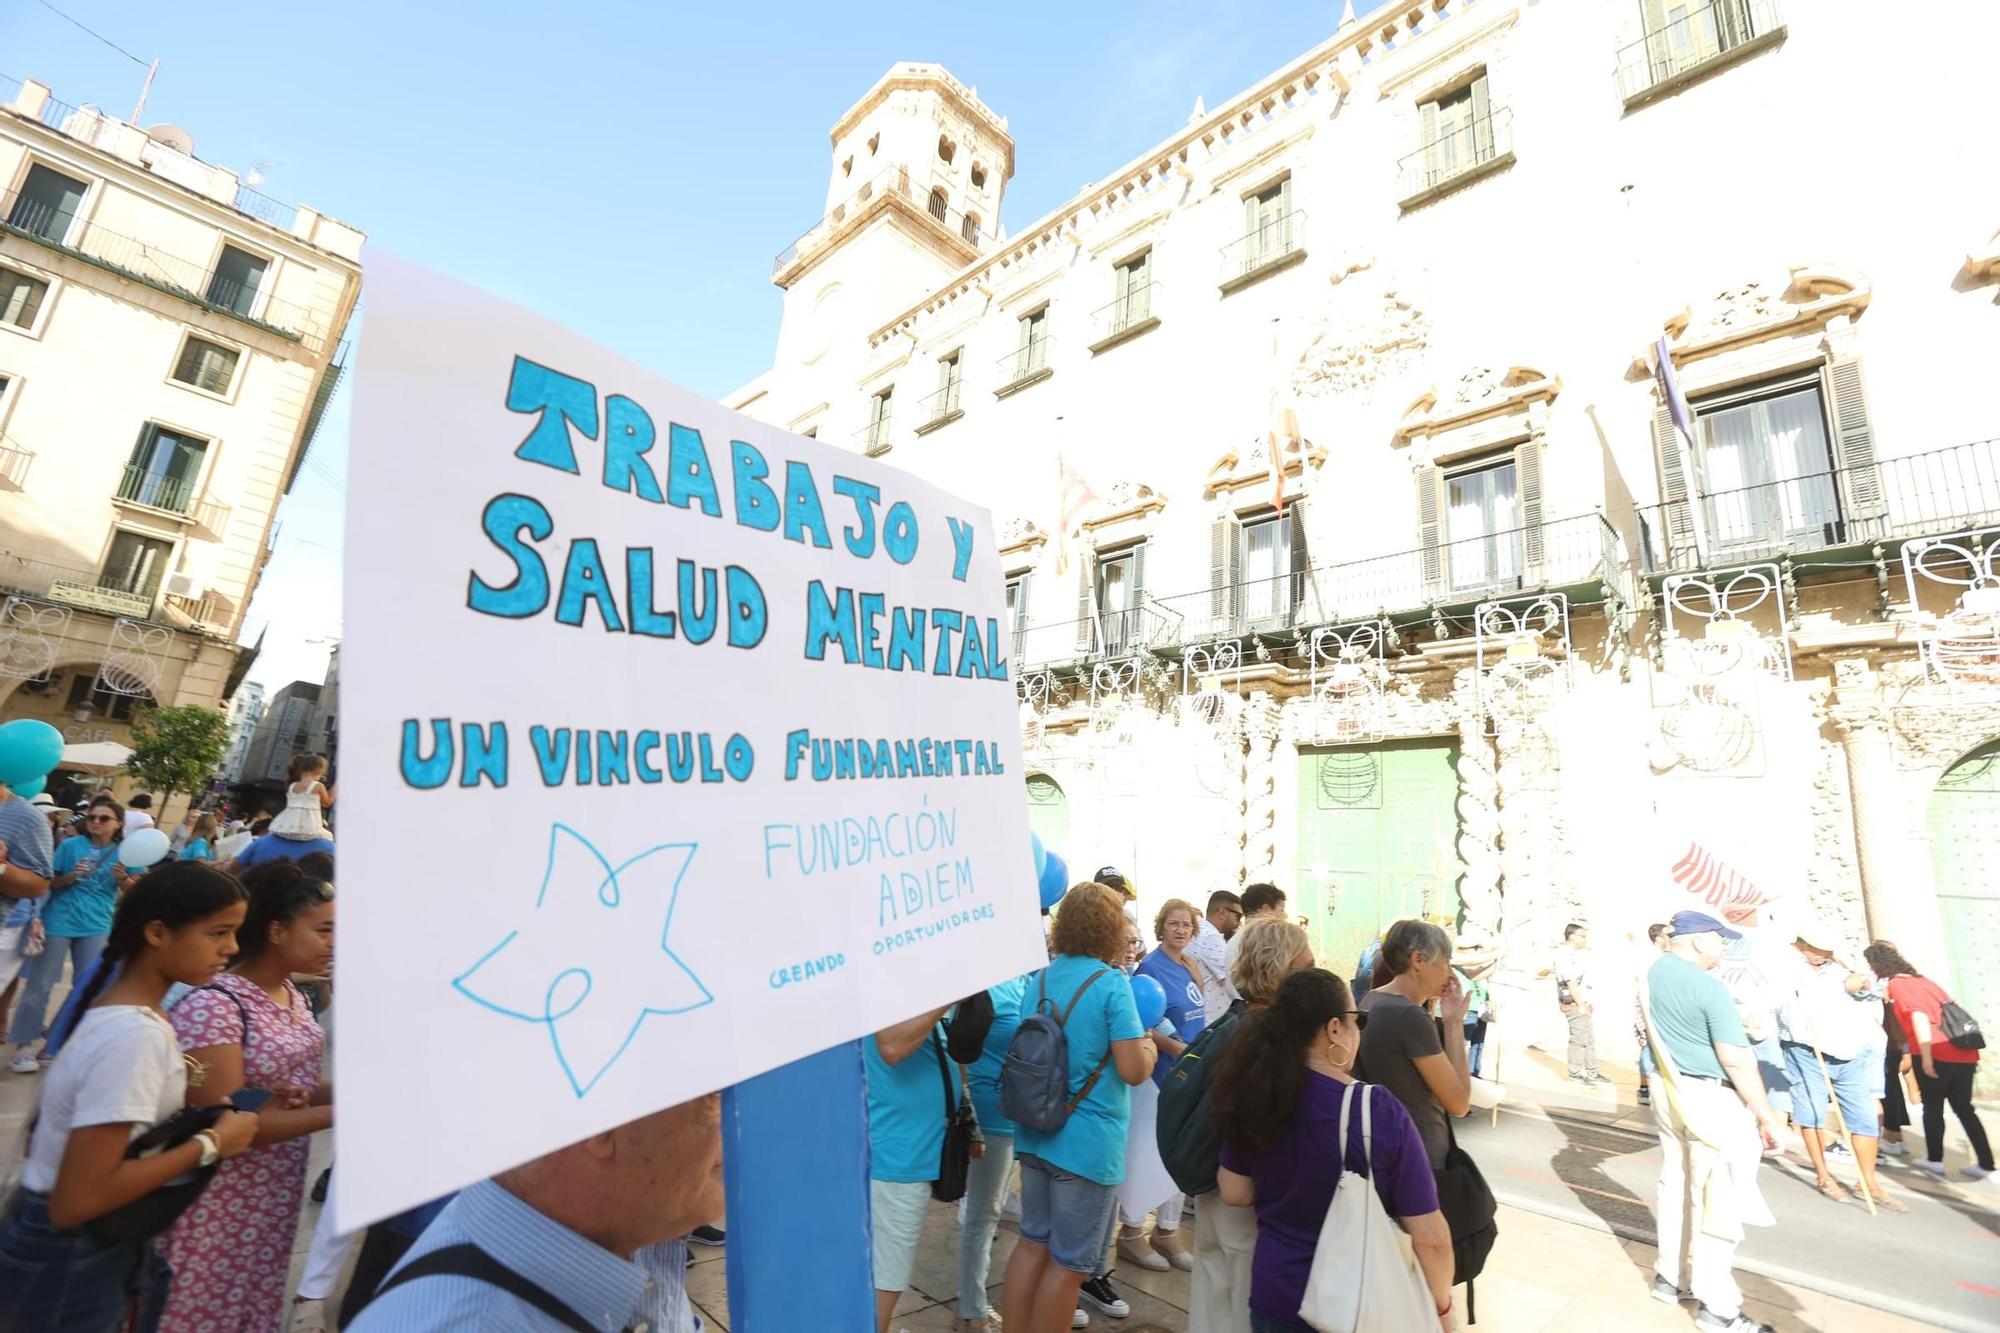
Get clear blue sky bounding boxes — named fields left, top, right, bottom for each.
left=5, top=0, right=1381, bottom=691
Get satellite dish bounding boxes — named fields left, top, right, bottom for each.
left=145, top=123, right=195, bottom=155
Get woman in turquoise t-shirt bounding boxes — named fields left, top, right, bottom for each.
left=180, top=813, right=219, bottom=864
left=1001, top=883, right=1155, bottom=1333
left=6, top=797, right=129, bottom=1068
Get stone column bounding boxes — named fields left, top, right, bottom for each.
left=1828, top=665, right=1953, bottom=979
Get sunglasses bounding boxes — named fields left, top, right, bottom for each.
left=85, top=814, right=117, bottom=823
left=1345, top=1010, right=1369, bottom=1031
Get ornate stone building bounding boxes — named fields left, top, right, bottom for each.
left=731, top=2, right=2000, bottom=1085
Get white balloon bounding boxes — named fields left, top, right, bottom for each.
left=121, top=827, right=171, bottom=869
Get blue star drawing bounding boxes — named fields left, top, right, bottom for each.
left=453, top=824, right=712, bottom=1098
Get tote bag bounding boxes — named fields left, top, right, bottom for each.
left=1297, top=1082, right=1436, bottom=1333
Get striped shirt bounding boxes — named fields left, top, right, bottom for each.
left=0, top=794, right=54, bottom=927
left=351, top=1179, right=697, bottom=1332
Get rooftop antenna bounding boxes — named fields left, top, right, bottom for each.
left=245, top=161, right=280, bottom=188
left=130, top=58, right=158, bottom=123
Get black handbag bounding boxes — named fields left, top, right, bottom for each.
left=1941, top=998, right=1985, bottom=1052
left=89, top=1104, right=227, bottom=1241
left=1435, top=1118, right=1498, bottom=1287
left=931, top=1031, right=981, bottom=1203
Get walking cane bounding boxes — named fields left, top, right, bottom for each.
left=1800, top=1009, right=1876, bottom=1217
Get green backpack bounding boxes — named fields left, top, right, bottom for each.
left=1155, top=1000, right=1246, bottom=1196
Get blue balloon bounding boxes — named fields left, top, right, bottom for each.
left=11, top=773, right=45, bottom=799
left=1038, top=850, right=1069, bottom=912
left=1130, top=973, right=1167, bottom=1032
left=1031, top=832, right=1048, bottom=880
left=0, top=720, right=62, bottom=786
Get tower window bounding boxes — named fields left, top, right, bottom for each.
left=928, top=188, right=949, bottom=223
left=938, top=135, right=956, bottom=164
left=841, top=155, right=853, bottom=177
left=961, top=211, right=981, bottom=244
left=971, top=162, right=988, bottom=190
left=868, top=133, right=880, bottom=156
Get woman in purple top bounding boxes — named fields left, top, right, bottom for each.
left=1211, top=969, right=1455, bottom=1332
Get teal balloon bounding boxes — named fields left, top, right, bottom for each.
left=11, top=773, right=45, bottom=799
left=1032, top=833, right=1048, bottom=880
left=0, top=720, right=63, bottom=786
left=1130, top=973, right=1167, bottom=1031
left=1038, top=850, right=1069, bottom=911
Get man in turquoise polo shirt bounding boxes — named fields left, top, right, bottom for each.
left=1643, top=910, right=1783, bottom=1333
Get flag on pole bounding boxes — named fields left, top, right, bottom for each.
left=1654, top=336, right=1709, bottom=560
left=1054, top=455, right=1099, bottom=577
left=1269, top=406, right=1299, bottom=518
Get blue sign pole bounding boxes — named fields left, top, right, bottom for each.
left=722, top=1042, right=875, bottom=1331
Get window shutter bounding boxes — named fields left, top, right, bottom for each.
left=1013, top=573, right=1031, bottom=666
left=1420, top=99, right=1441, bottom=183
left=1824, top=357, right=1885, bottom=534
left=1652, top=404, right=1698, bottom=567
left=1515, top=439, right=1546, bottom=577
left=1130, top=542, right=1149, bottom=646
left=1417, top=465, right=1447, bottom=598
left=1210, top=515, right=1241, bottom=631
left=1278, top=177, right=1294, bottom=250
left=1470, top=75, right=1494, bottom=162
left=1075, top=553, right=1097, bottom=654
left=1288, top=499, right=1312, bottom=622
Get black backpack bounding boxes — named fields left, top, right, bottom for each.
left=1155, top=1000, right=1246, bottom=1195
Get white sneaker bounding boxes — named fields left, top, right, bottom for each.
left=1072, top=1309, right=1089, bottom=1329
left=1881, top=1139, right=1909, bottom=1157
left=8, top=1049, right=40, bottom=1074
left=1917, top=1159, right=1948, bottom=1176
left=1960, top=1165, right=1994, bottom=1181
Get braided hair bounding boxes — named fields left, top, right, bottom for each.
left=48, top=861, right=246, bottom=1049
left=1210, top=968, right=1352, bottom=1152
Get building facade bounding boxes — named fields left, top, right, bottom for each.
left=216, top=676, right=264, bottom=784
left=0, top=75, right=362, bottom=802
left=734, top=2, right=2000, bottom=1086
left=239, top=678, right=320, bottom=791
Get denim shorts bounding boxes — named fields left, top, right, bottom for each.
left=1016, top=1154, right=1118, bottom=1274
left=1781, top=1041, right=1879, bottom=1136
left=0, top=1189, right=149, bottom=1333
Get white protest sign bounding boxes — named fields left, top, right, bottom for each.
left=336, top=255, right=1045, bottom=1230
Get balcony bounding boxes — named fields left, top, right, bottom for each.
left=1639, top=438, right=2000, bottom=574
left=994, top=336, right=1053, bottom=398
left=772, top=167, right=987, bottom=286
left=1017, top=599, right=1185, bottom=670
left=114, top=464, right=197, bottom=517
left=1220, top=210, right=1308, bottom=293
left=1396, top=109, right=1515, bottom=211
left=1616, top=0, right=1785, bottom=109
left=914, top=382, right=963, bottom=435
left=0, top=434, right=31, bottom=490
left=1088, top=282, right=1162, bottom=355
left=853, top=416, right=894, bottom=458
left=0, top=188, right=325, bottom=351
left=0, top=550, right=153, bottom=619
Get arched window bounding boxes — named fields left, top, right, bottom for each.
left=961, top=211, right=981, bottom=244
left=937, top=135, right=956, bottom=164
left=867, top=132, right=880, bottom=156
left=971, top=162, right=988, bottom=190
left=840, top=155, right=853, bottom=177
left=927, top=188, right=949, bottom=222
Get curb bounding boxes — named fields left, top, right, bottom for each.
left=1489, top=1186, right=1990, bottom=1333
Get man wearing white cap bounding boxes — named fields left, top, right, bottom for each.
left=1779, top=927, right=1902, bottom=1210
left=1641, top=910, right=1782, bottom=1333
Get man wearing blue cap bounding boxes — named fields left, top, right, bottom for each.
left=1641, top=910, right=1784, bottom=1333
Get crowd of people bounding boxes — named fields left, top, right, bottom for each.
left=2, top=746, right=1991, bottom=1333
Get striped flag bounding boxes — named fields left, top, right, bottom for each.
left=1054, top=456, right=1099, bottom=577
left=1670, top=841, right=1771, bottom=925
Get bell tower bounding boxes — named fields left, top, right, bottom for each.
left=760, top=64, right=1014, bottom=439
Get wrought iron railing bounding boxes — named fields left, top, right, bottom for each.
left=1615, top=0, right=1782, bottom=103
left=1090, top=280, right=1161, bottom=345
left=995, top=334, right=1052, bottom=391
left=772, top=166, right=988, bottom=277
left=917, top=381, right=962, bottom=427
left=1220, top=210, right=1306, bottom=283
left=0, top=188, right=323, bottom=350
left=1018, top=599, right=1185, bottom=669
left=115, top=464, right=197, bottom=515
left=192, top=494, right=233, bottom=535
left=1396, top=108, right=1513, bottom=204
left=0, top=436, right=30, bottom=488
left=231, top=183, right=299, bottom=233
left=0, top=551, right=151, bottom=619
left=1638, top=438, right=2000, bottom=572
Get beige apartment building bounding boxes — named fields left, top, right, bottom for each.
left=732, top=1, right=2000, bottom=1088
left=0, top=75, right=361, bottom=798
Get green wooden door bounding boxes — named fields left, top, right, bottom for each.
left=1026, top=773, right=1072, bottom=862
left=1295, top=739, right=1462, bottom=979
left=1927, top=738, right=2000, bottom=1098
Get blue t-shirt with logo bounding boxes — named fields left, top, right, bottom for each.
left=865, top=1028, right=950, bottom=1184
left=44, top=837, right=122, bottom=938
left=1136, top=949, right=1207, bottom=1087
left=1012, top=954, right=1144, bottom=1186
left=967, top=975, right=1030, bottom=1138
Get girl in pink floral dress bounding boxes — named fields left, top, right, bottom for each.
left=158, top=864, right=336, bottom=1332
